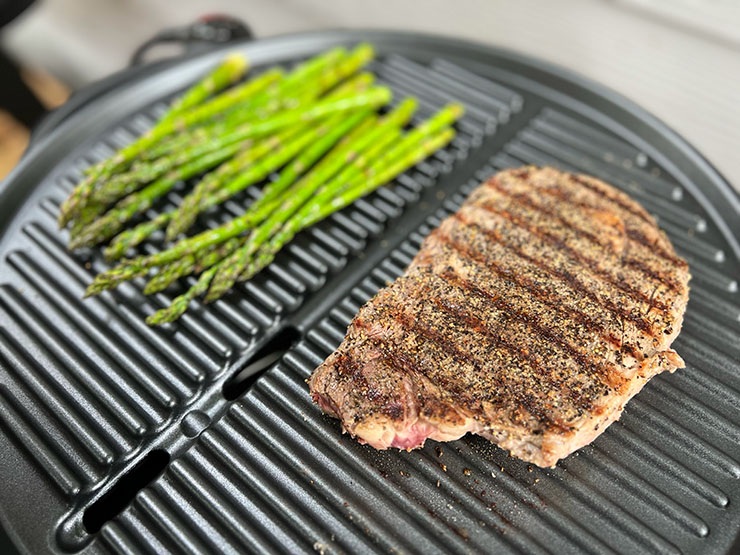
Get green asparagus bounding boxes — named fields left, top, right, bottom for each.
left=163, top=125, right=305, bottom=240
left=162, top=53, right=249, bottom=123
left=89, top=93, right=408, bottom=292
left=143, top=236, right=243, bottom=294
left=165, top=73, right=376, bottom=239
left=59, top=54, right=249, bottom=226
left=203, top=119, right=403, bottom=301
left=145, top=125, right=456, bottom=324
left=145, top=264, right=220, bottom=325
left=104, top=112, right=378, bottom=261
left=72, top=87, right=391, bottom=249
left=65, top=47, right=351, bottom=228
left=90, top=70, right=284, bottom=206
left=70, top=138, right=252, bottom=249
left=236, top=128, right=457, bottom=286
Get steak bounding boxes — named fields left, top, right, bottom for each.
left=308, top=166, right=690, bottom=467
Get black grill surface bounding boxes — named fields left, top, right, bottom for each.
left=0, top=31, right=738, bottom=555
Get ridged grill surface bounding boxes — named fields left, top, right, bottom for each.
left=0, top=32, right=738, bottom=554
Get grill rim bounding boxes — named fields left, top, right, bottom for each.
left=0, top=28, right=738, bottom=555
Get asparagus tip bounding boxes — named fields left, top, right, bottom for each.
left=224, top=52, right=249, bottom=71
left=146, top=299, right=186, bottom=325
left=84, top=281, right=105, bottom=297
left=447, top=102, right=465, bottom=118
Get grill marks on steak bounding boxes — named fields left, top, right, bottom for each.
left=309, top=166, right=689, bottom=467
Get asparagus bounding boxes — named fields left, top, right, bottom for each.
left=161, top=53, right=249, bottom=123
left=148, top=46, right=377, bottom=170
left=71, top=88, right=391, bottom=249
left=104, top=213, right=170, bottom=261
left=143, top=236, right=244, bottom=295
left=69, top=138, right=249, bottom=250
left=64, top=48, right=351, bottom=227
left=193, top=237, right=244, bottom=273
left=304, top=128, right=457, bottom=226
left=146, top=44, right=370, bottom=167
left=89, top=191, right=284, bottom=295
left=140, top=48, right=388, bottom=325
left=167, top=84, right=391, bottom=166
left=104, top=112, right=378, bottom=261
left=238, top=128, right=457, bottom=285
left=202, top=101, right=417, bottom=301
left=59, top=54, right=249, bottom=226
left=146, top=110, right=377, bottom=288
left=203, top=121, right=403, bottom=301
left=145, top=126, right=456, bottom=325
left=90, top=95, right=409, bottom=291
left=143, top=257, right=194, bottom=295
left=90, top=69, right=284, bottom=206
left=163, top=125, right=305, bottom=239
left=166, top=75, right=377, bottom=239
left=232, top=122, right=459, bottom=287
left=123, top=103, right=372, bottom=253
left=145, top=265, right=221, bottom=325
left=135, top=48, right=344, bottom=164
left=72, top=46, right=373, bottom=231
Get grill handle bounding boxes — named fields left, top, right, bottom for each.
left=130, top=15, right=253, bottom=66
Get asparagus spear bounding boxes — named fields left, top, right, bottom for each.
left=71, top=88, right=392, bottom=250
left=64, top=48, right=351, bottom=228
left=143, top=257, right=194, bottom=295
left=145, top=127, right=456, bottom=325
left=143, top=236, right=244, bottom=295
left=161, top=53, right=249, bottom=123
left=104, top=213, right=170, bottom=261
left=304, top=128, right=457, bottom=226
left=90, top=95, right=408, bottom=290
left=90, top=69, right=284, bottom=206
left=148, top=44, right=370, bottom=166
left=145, top=265, right=221, bottom=325
left=145, top=110, right=378, bottom=288
left=69, top=138, right=251, bottom=250
left=163, top=124, right=308, bottom=239
left=238, top=128, right=457, bottom=285
left=152, top=45, right=375, bottom=164
left=59, top=54, right=249, bottom=227
left=233, top=123, right=459, bottom=286
left=77, top=46, right=373, bottom=228
left=135, top=49, right=346, bottom=163
left=204, top=120, right=403, bottom=300
left=112, top=102, right=372, bottom=255
left=166, top=74, right=377, bottom=239
left=104, top=112, right=378, bottom=261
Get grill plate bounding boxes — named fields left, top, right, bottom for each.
left=0, top=30, right=738, bottom=554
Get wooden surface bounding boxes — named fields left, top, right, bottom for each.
left=0, top=68, right=68, bottom=180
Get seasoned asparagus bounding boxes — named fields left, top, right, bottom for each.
left=59, top=54, right=249, bottom=226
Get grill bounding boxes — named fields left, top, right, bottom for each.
left=1, top=30, right=739, bottom=554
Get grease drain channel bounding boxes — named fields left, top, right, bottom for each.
left=82, top=449, right=170, bottom=534
left=222, top=325, right=301, bottom=401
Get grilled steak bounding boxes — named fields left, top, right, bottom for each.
left=308, top=166, right=690, bottom=467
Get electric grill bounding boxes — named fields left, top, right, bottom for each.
left=0, top=30, right=739, bottom=554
